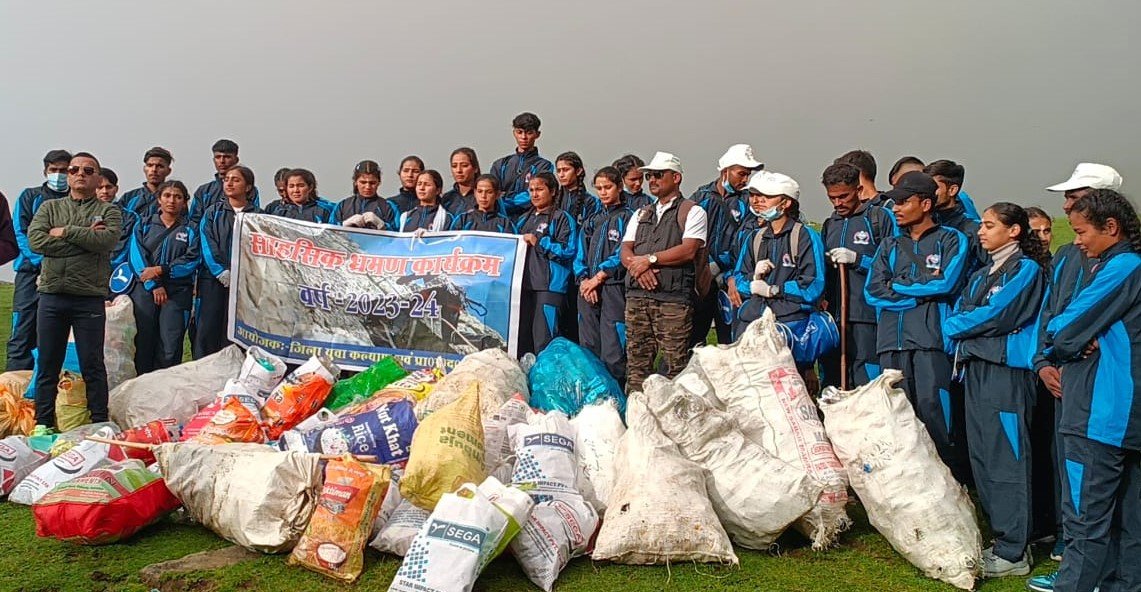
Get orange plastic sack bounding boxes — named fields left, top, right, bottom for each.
left=262, top=356, right=339, bottom=440
left=188, top=398, right=266, bottom=444
left=115, top=419, right=179, bottom=463
left=0, top=386, right=36, bottom=438
left=288, top=456, right=391, bottom=582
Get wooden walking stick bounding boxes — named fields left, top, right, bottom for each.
left=839, top=262, right=850, bottom=390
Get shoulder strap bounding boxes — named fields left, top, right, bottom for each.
left=789, top=222, right=803, bottom=264
left=674, top=199, right=694, bottom=230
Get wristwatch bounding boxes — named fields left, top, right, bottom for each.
left=647, top=253, right=658, bottom=266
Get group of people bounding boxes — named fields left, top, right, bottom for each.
left=2, top=110, right=1138, bottom=592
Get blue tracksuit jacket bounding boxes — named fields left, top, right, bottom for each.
left=12, top=183, right=68, bottom=273
left=128, top=214, right=200, bottom=291
left=491, top=148, right=554, bottom=217
left=574, top=203, right=634, bottom=285
left=516, top=207, right=577, bottom=294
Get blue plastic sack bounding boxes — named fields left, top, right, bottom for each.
left=24, top=344, right=82, bottom=400
left=528, top=337, right=626, bottom=418
left=780, top=311, right=840, bottom=365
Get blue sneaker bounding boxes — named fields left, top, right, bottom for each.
left=1027, top=571, right=1058, bottom=592
left=1050, top=539, right=1064, bottom=562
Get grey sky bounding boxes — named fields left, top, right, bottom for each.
left=2, top=0, right=1139, bottom=249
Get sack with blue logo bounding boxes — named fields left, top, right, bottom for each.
left=529, top=338, right=625, bottom=418
left=779, top=311, right=840, bottom=365
left=281, top=399, right=418, bottom=467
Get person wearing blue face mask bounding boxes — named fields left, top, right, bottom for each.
left=7, top=149, right=73, bottom=372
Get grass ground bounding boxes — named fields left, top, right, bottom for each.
left=0, top=219, right=1076, bottom=592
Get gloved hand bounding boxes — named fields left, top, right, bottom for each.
left=829, top=247, right=858, bottom=265
left=361, top=212, right=384, bottom=229
left=217, top=270, right=232, bottom=289
left=709, top=261, right=721, bottom=278
left=754, top=260, right=775, bottom=279
left=412, top=228, right=428, bottom=238
left=750, top=280, right=779, bottom=298
left=343, top=214, right=365, bottom=228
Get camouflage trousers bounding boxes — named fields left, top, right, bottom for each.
left=624, top=296, right=694, bottom=394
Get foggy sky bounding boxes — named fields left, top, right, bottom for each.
left=3, top=0, right=1139, bottom=258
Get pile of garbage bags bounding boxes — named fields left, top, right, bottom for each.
left=0, top=310, right=985, bottom=590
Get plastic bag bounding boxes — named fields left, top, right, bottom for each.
left=341, top=368, right=444, bottom=417
left=188, top=397, right=266, bottom=444
left=219, top=379, right=266, bottom=418
left=820, top=371, right=981, bottom=590
left=180, top=401, right=224, bottom=441
left=570, top=400, right=626, bottom=513
left=1, top=435, right=50, bottom=497
left=389, top=479, right=533, bottom=592
left=104, top=295, right=137, bottom=390
left=370, top=469, right=403, bottom=538
left=156, top=442, right=323, bottom=553
left=593, top=395, right=736, bottom=565
left=289, top=456, right=391, bottom=582
left=326, top=357, right=408, bottom=412
left=692, top=311, right=850, bottom=549
left=371, top=498, right=431, bottom=556
left=510, top=411, right=592, bottom=500
left=114, top=419, right=179, bottom=464
left=482, top=394, right=532, bottom=483
left=415, top=348, right=528, bottom=422
left=238, top=346, right=287, bottom=398
left=280, top=399, right=417, bottom=466
left=509, top=491, right=598, bottom=592
left=262, top=355, right=340, bottom=440
left=32, top=459, right=179, bottom=544
left=642, top=374, right=820, bottom=549
left=400, top=383, right=485, bottom=511
left=55, top=372, right=90, bottom=433
left=10, top=427, right=119, bottom=505
left=0, top=384, right=35, bottom=438
left=528, top=337, right=625, bottom=418
left=110, top=345, right=245, bottom=428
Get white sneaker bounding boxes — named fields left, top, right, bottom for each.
left=983, top=546, right=1031, bottom=577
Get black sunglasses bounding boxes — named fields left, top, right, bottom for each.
left=643, top=171, right=670, bottom=181
left=67, top=166, right=97, bottom=176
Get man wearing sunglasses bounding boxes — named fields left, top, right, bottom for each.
left=620, top=151, right=708, bottom=393
left=26, top=152, right=123, bottom=431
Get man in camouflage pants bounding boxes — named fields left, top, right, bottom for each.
left=620, top=152, right=709, bottom=393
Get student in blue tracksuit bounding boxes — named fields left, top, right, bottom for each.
left=272, top=167, right=290, bottom=202
left=834, top=149, right=888, bottom=209
left=398, top=170, right=455, bottom=233
left=1040, top=189, right=1141, bottom=592
left=95, top=168, right=137, bottom=269
left=728, top=172, right=825, bottom=386
left=127, top=181, right=200, bottom=373
left=574, top=167, right=633, bottom=385
left=490, top=112, right=554, bottom=217
left=820, top=162, right=898, bottom=388
left=613, top=154, right=654, bottom=210
left=925, top=160, right=986, bottom=273
left=187, top=139, right=261, bottom=226
left=554, top=152, right=603, bottom=225
left=122, top=146, right=174, bottom=222
left=690, top=144, right=764, bottom=347
left=194, top=165, right=260, bottom=359
left=388, top=156, right=424, bottom=214
left=516, top=172, right=577, bottom=355
left=263, top=169, right=336, bottom=224
left=454, top=175, right=514, bottom=233
left=7, top=149, right=72, bottom=371
left=944, top=203, right=1049, bottom=578
left=888, top=156, right=925, bottom=188
left=334, top=160, right=397, bottom=230
left=442, top=147, right=480, bottom=215
left=865, top=171, right=972, bottom=482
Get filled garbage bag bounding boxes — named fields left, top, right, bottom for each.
left=110, top=345, right=244, bottom=428
left=371, top=498, right=431, bottom=557
left=325, top=357, right=408, bottom=412
left=415, top=348, right=528, bottom=422
left=510, top=410, right=593, bottom=501
left=187, top=397, right=267, bottom=445
left=820, top=370, right=981, bottom=590
left=482, top=394, right=531, bottom=483
left=592, top=395, right=736, bottom=565
left=280, top=399, right=417, bottom=466
left=32, top=459, right=180, bottom=544
left=508, top=489, right=598, bottom=592
left=10, top=426, right=121, bottom=505
left=528, top=338, right=625, bottom=418
left=262, top=355, right=340, bottom=440
left=104, top=295, right=137, bottom=390
left=569, top=399, right=625, bottom=513
left=55, top=371, right=90, bottom=433
left=400, top=383, right=485, bottom=511
left=289, top=456, right=391, bottom=582
left=114, top=419, right=179, bottom=464
left=0, top=435, right=50, bottom=497
left=237, top=346, right=287, bottom=399
left=156, top=442, right=323, bottom=553
left=692, top=311, right=850, bottom=549
left=0, top=380, right=35, bottom=438
left=643, top=374, right=820, bottom=549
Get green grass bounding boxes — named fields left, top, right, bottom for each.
left=0, top=217, right=1078, bottom=592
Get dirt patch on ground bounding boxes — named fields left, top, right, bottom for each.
left=140, top=545, right=259, bottom=591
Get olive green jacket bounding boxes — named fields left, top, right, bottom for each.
left=28, top=194, right=123, bottom=297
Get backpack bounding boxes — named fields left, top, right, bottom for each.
left=751, top=221, right=803, bottom=271
left=676, top=200, right=712, bottom=298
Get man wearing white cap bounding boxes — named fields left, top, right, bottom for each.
left=1027, top=162, right=1124, bottom=592
left=620, top=151, right=708, bottom=393
left=687, top=144, right=764, bottom=346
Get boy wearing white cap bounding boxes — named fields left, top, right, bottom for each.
left=620, top=151, right=708, bottom=393
left=687, top=144, right=764, bottom=346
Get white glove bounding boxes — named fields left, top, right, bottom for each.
left=754, top=260, right=775, bottom=279
left=709, top=261, right=721, bottom=278
left=412, top=228, right=428, bottom=238
left=829, top=247, right=858, bottom=265
left=343, top=214, right=365, bottom=228
left=217, top=270, right=232, bottom=289
left=750, top=280, right=779, bottom=298
left=361, top=212, right=384, bottom=229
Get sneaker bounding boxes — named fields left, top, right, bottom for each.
left=1049, top=539, right=1064, bottom=562
left=983, top=546, right=1032, bottom=577
left=1027, top=571, right=1058, bottom=591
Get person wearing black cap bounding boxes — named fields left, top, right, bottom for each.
left=188, top=139, right=260, bottom=226
left=7, top=149, right=73, bottom=371
left=122, top=147, right=174, bottom=222
left=865, top=170, right=972, bottom=482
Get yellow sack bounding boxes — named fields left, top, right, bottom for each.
left=399, top=382, right=485, bottom=511
left=0, top=370, right=33, bottom=398
left=56, top=372, right=91, bottom=432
